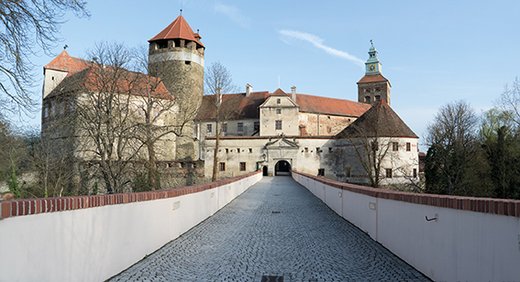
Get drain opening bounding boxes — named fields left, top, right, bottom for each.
left=261, top=275, right=284, bottom=282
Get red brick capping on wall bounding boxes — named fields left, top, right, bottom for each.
left=0, top=171, right=261, bottom=220
left=292, top=170, right=520, bottom=218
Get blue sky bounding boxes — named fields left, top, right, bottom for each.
left=20, top=0, right=520, bottom=149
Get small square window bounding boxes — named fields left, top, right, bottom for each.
left=254, top=121, right=260, bottom=131
left=207, top=123, right=212, bottom=133
left=276, top=98, right=281, bottom=104
left=318, top=168, right=325, bottom=176
left=406, top=142, right=411, bottom=151
left=240, top=162, right=246, bottom=171
left=392, top=142, right=398, bottom=151
left=276, top=108, right=281, bottom=114
left=316, top=147, right=321, bottom=153
left=304, top=147, right=308, bottom=153
left=222, top=123, right=227, bottom=133
left=386, top=168, right=393, bottom=178
left=219, top=162, right=226, bottom=171
left=249, top=148, right=253, bottom=153
left=365, top=96, right=371, bottom=103
left=328, top=147, right=333, bottom=153
left=237, top=122, right=244, bottom=132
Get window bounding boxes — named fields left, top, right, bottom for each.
left=375, top=95, right=381, bottom=101
left=346, top=167, right=351, bottom=178
left=240, top=162, right=246, bottom=171
left=327, top=126, right=332, bottom=133
left=304, top=147, right=309, bottom=153
left=316, top=147, right=321, bottom=153
left=392, top=142, right=399, bottom=151
left=184, top=60, right=191, bottom=65
left=386, top=168, right=393, bottom=178
left=276, top=98, right=281, bottom=104
left=275, top=120, right=282, bottom=130
left=406, top=142, right=411, bottom=151
left=219, top=162, right=226, bottom=171
left=365, top=96, right=371, bottom=103
left=249, top=148, right=253, bottom=153
left=207, top=123, right=212, bottom=133
left=318, top=169, right=325, bottom=176
left=222, top=123, right=227, bottom=133
left=413, top=168, right=417, bottom=178
left=237, top=148, right=241, bottom=153
left=157, top=41, right=168, bottom=49
left=237, top=122, right=244, bottom=132
left=276, top=108, right=281, bottom=114
left=328, top=147, right=333, bottom=153
left=225, top=148, right=229, bottom=153
left=254, top=121, right=260, bottom=131
left=43, top=105, right=49, bottom=118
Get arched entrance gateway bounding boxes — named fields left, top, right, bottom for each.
left=275, top=160, right=291, bottom=176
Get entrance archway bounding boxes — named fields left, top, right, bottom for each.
left=275, top=160, right=291, bottom=176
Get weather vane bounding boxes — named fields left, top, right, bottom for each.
left=63, top=44, right=68, bottom=50
left=370, top=40, right=373, bottom=47
left=180, top=9, right=182, bottom=15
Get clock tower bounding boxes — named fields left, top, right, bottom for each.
left=357, top=41, right=391, bottom=105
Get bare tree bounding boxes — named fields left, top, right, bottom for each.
left=425, top=101, right=481, bottom=195
left=75, top=42, right=145, bottom=194
left=498, top=77, right=520, bottom=128
left=0, top=0, right=88, bottom=113
left=204, top=62, right=238, bottom=181
left=132, top=48, right=185, bottom=190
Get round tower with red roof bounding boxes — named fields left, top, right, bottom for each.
left=148, top=14, right=205, bottom=159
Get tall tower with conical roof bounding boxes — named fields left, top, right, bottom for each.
left=148, top=14, right=205, bottom=160
left=357, top=41, right=391, bottom=106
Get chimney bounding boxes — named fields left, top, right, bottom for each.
left=291, top=86, right=297, bottom=102
left=246, top=83, right=253, bottom=97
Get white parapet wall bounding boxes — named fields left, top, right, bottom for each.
left=292, top=171, right=520, bottom=282
left=0, top=172, right=262, bottom=282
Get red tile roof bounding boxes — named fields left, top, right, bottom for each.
left=336, top=99, right=418, bottom=139
left=357, top=74, right=390, bottom=84
left=44, top=50, right=89, bottom=74
left=195, top=89, right=371, bottom=121
left=196, top=92, right=269, bottom=121
left=47, top=65, right=170, bottom=100
left=296, top=93, right=370, bottom=117
left=149, top=15, right=204, bottom=47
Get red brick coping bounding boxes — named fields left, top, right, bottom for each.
left=0, top=171, right=261, bottom=220
left=292, top=170, right=520, bottom=218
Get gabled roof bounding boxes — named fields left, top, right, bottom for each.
left=296, top=94, right=370, bottom=117
left=195, top=89, right=371, bottom=121
left=44, top=50, right=89, bottom=74
left=357, top=73, right=390, bottom=85
left=196, top=91, right=269, bottom=121
left=336, top=99, right=417, bottom=139
left=149, top=15, right=204, bottom=47
left=46, top=65, right=171, bottom=100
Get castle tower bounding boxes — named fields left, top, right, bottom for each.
left=357, top=41, right=391, bottom=106
left=148, top=14, right=205, bottom=160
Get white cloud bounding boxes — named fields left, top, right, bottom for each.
left=278, top=29, right=364, bottom=68
left=215, top=3, right=250, bottom=28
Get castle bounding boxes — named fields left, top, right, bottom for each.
left=41, top=15, right=419, bottom=190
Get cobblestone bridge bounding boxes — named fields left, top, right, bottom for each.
left=112, top=177, right=428, bottom=281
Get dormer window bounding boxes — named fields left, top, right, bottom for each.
left=276, top=98, right=281, bottom=104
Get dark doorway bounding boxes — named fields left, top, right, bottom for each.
left=275, top=160, right=291, bottom=176
left=262, top=166, right=268, bottom=176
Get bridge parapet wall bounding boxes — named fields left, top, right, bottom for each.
left=292, top=170, right=520, bottom=282
left=0, top=171, right=262, bottom=281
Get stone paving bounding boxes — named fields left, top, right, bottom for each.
left=111, top=177, right=429, bottom=281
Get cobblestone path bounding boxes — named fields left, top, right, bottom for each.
left=112, top=177, right=428, bottom=281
